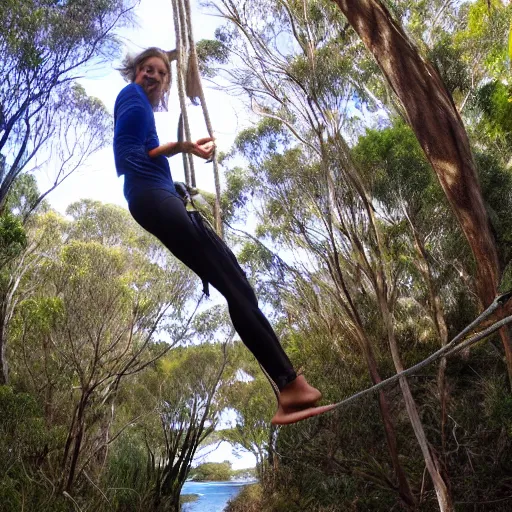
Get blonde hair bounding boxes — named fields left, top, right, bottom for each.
left=118, top=47, right=172, bottom=110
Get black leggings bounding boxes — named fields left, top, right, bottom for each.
left=128, top=188, right=296, bottom=391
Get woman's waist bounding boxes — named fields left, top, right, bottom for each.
left=123, top=174, right=178, bottom=198
left=115, top=151, right=171, bottom=177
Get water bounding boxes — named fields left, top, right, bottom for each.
left=181, top=480, right=256, bottom=512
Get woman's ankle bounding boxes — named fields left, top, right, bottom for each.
left=278, top=376, right=322, bottom=409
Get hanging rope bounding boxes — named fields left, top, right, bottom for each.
left=169, top=0, right=194, bottom=186
left=168, top=0, right=223, bottom=237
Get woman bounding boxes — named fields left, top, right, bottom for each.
left=113, top=47, right=333, bottom=424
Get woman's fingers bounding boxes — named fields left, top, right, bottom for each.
left=195, top=136, right=214, bottom=145
left=185, top=137, right=216, bottom=159
left=190, top=142, right=215, bottom=159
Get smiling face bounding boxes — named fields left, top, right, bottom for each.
left=134, top=56, right=170, bottom=108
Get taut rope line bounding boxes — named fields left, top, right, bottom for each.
left=327, top=291, right=512, bottom=413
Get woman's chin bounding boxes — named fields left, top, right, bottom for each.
left=148, top=92, right=161, bottom=108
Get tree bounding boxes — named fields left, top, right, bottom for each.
left=21, top=84, right=112, bottom=219
left=0, top=0, right=134, bottom=212
left=189, top=461, right=232, bottom=481
left=330, top=0, right=512, bottom=388
left=210, top=0, right=421, bottom=503
left=119, top=340, right=231, bottom=512
left=353, top=121, right=467, bottom=458
left=220, top=342, right=277, bottom=482
left=9, top=200, right=197, bottom=493
left=0, top=180, right=56, bottom=385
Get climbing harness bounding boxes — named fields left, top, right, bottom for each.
left=174, top=179, right=245, bottom=301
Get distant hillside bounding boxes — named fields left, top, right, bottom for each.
left=189, top=461, right=256, bottom=482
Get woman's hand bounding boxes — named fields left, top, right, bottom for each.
left=184, top=137, right=215, bottom=160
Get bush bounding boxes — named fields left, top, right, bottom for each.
left=0, top=386, right=52, bottom=472
left=0, top=386, right=68, bottom=512
left=224, top=484, right=263, bottom=512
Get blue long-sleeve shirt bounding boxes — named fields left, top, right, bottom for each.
left=113, top=83, right=178, bottom=201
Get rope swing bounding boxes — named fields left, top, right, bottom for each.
left=168, top=0, right=223, bottom=237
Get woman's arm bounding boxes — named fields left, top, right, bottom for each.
left=148, top=138, right=215, bottom=159
left=148, top=141, right=185, bottom=158
left=148, top=142, right=187, bottom=158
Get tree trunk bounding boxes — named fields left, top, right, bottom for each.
left=405, top=210, right=451, bottom=457
left=169, top=484, right=182, bottom=512
left=377, top=279, right=453, bottom=511
left=327, top=254, right=416, bottom=507
left=64, top=399, right=87, bottom=492
left=332, top=0, right=512, bottom=382
left=0, top=313, right=8, bottom=385
left=322, top=157, right=417, bottom=507
left=0, top=288, right=14, bottom=385
left=366, top=347, right=418, bottom=509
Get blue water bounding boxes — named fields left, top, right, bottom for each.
left=181, top=481, right=255, bottom=512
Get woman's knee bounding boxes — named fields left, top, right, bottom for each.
left=225, top=287, right=259, bottom=314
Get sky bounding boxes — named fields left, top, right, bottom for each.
left=38, top=0, right=256, bottom=470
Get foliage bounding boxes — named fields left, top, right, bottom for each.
left=110, top=340, right=232, bottom=511
left=0, top=386, right=68, bottom=511
left=2, top=0, right=512, bottom=510
left=475, top=80, right=512, bottom=147
left=0, top=212, right=26, bottom=268
left=0, top=0, right=133, bottom=212
left=0, top=198, right=228, bottom=511
left=209, top=0, right=512, bottom=509
left=189, top=461, right=232, bottom=481
left=224, top=483, right=263, bottom=512
left=196, top=36, right=230, bottom=78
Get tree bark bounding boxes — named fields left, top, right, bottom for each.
left=0, top=325, right=9, bottom=386
left=366, top=344, right=418, bottom=509
left=332, top=0, right=512, bottom=382
left=405, top=209, right=451, bottom=457
left=0, top=313, right=8, bottom=385
left=377, top=282, right=453, bottom=511
left=311, top=147, right=417, bottom=507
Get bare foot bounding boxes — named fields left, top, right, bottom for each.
left=278, top=375, right=321, bottom=408
left=270, top=375, right=330, bottom=425
left=271, top=403, right=336, bottom=425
